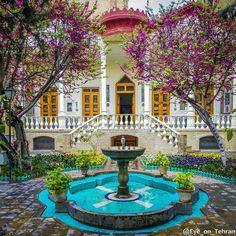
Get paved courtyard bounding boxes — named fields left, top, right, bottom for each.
left=0, top=161, right=236, bottom=236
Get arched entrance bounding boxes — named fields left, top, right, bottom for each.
left=116, top=76, right=135, bottom=115
left=111, top=135, right=138, bottom=147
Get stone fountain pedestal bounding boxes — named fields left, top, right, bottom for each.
left=102, top=140, right=145, bottom=200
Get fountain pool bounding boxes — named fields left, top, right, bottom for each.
left=39, top=172, right=209, bottom=234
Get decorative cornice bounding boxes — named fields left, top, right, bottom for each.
left=100, top=7, right=148, bottom=36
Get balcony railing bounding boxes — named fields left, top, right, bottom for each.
left=23, top=114, right=234, bottom=130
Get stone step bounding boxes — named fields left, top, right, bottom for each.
left=74, top=129, right=178, bottom=154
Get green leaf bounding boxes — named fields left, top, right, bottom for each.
left=226, top=128, right=233, bottom=142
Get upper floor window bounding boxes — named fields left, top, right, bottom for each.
left=67, top=102, right=72, bottom=112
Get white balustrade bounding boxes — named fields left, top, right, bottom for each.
left=23, top=114, right=232, bottom=131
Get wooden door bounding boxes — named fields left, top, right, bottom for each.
left=40, top=91, right=58, bottom=117
left=82, top=88, right=100, bottom=117
left=116, top=76, right=135, bottom=115
left=152, top=90, right=170, bottom=117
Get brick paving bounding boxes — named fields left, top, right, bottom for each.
left=0, top=160, right=236, bottom=236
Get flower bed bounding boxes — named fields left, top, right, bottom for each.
left=140, top=154, right=236, bottom=183
left=0, top=153, right=107, bottom=182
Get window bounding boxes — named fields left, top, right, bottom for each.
left=40, top=91, right=58, bottom=117
left=67, top=102, right=72, bottom=112
left=222, top=92, right=231, bottom=113
left=106, top=84, right=110, bottom=107
left=33, top=136, right=55, bottom=150
left=141, top=84, right=144, bottom=104
left=179, top=101, right=186, bottom=111
left=199, top=136, right=219, bottom=150
left=195, top=89, right=214, bottom=114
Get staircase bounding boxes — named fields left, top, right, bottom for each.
left=69, top=114, right=182, bottom=154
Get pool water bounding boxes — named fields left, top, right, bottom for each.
left=39, top=173, right=209, bottom=234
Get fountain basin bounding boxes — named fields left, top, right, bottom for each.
left=101, top=146, right=145, bottom=162
left=39, top=173, right=208, bottom=232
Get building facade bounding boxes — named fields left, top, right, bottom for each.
left=24, top=0, right=236, bottom=154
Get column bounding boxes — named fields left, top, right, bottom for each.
left=186, top=93, right=195, bottom=128
left=231, top=78, right=236, bottom=128
left=144, top=82, right=150, bottom=115
left=99, top=37, right=107, bottom=115
left=58, top=83, right=66, bottom=129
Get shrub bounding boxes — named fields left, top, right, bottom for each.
left=155, top=152, right=170, bottom=167
left=174, top=172, right=194, bottom=190
left=45, top=168, right=72, bottom=193
left=75, top=150, right=93, bottom=168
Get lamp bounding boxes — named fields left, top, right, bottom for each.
left=3, top=83, right=16, bottom=183
left=4, top=84, right=16, bottom=101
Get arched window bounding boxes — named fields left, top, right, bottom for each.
left=199, top=136, right=219, bottom=150
left=111, top=135, right=138, bottom=147
left=33, top=136, right=55, bottom=150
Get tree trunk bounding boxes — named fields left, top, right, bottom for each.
left=12, top=116, right=31, bottom=168
left=0, top=132, right=16, bottom=156
left=186, top=98, right=227, bottom=167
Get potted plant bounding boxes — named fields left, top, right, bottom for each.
left=155, top=152, right=170, bottom=175
left=45, top=168, right=72, bottom=203
left=75, top=150, right=92, bottom=176
left=174, top=172, right=194, bottom=202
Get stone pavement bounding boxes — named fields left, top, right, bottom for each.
left=0, top=161, right=236, bottom=236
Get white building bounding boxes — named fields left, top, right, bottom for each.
left=24, top=0, right=236, bottom=154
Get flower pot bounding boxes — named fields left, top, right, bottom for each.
left=50, top=189, right=67, bottom=203
left=80, top=167, right=89, bottom=176
left=159, top=166, right=168, bottom=175
left=176, top=188, right=194, bottom=203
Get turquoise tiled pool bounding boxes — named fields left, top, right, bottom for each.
left=39, top=173, right=209, bottom=234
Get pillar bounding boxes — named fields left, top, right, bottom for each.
left=231, top=78, right=236, bottom=128
left=99, top=37, right=107, bottom=115
left=58, top=83, right=66, bottom=129
left=186, top=93, right=195, bottom=128
left=144, top=82, right=150, bottom=115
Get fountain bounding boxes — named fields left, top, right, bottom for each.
left=39, top=136, right=208, bottom=233
left=101, top=136, right=145, bottom=199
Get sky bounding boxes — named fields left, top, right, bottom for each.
left=128, top=0, right=183, bottom=14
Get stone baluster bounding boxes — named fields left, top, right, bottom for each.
left=195, top=115, right=199, bottom=128
left=174, top=136, right=178, bottom=148
left=176, top=117, right=181, bottom=129
left=171, top=116, right=176, bottom=128
left=124, top=115, right=128, bottom=129
left=200, top=119, right=205, bottom=129
left=34, top=117, right=39, bottom=129
left=25, top=117, right=29, bottom=129
left=150, top=122, right=155, bottom=133
left=226, top=115, right=231, bottom=128
left=71, top=117, right=75, bottom=129
left=156, top=124, right=161, bottom=136
left=114, top=115, right=118, bottom=129
left=168, top=133, right=173, bottom=145
left=226, top=115, right=230, bottom=128
left=135, top=116, right=139, bottom=129
left=162, top=128, right=167, bottom=141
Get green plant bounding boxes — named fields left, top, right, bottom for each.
left=174, top=172, right=194, bottom=190
left=155, top=152, right=170, bottom=167
left=75, top=150, right=93, bottom=168
left=45, top=168, right=72, bottom=193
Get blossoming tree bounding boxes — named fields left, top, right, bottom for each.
left=0, top=0, right=102, bottom=164
left=123, top=2, right=236, bottom=167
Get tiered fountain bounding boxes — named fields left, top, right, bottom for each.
left=39, top=137, right=208, bottom=233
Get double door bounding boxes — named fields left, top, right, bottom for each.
left=82, top=88, right=100, bottom=117
left=152, top=90, right=170, bottom=117
left=40, top=91, right=58, bottom=117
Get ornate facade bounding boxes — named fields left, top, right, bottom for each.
left=24, top=0, right=236, bottom=154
